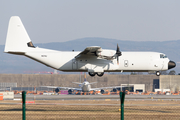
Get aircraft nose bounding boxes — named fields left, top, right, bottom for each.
left=168, top=60, right=176, bottom=69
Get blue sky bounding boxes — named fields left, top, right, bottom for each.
left=1, top=0, right=180, bottom=45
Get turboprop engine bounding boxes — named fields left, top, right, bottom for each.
left=100, top=89, right=105, bottom=94
left=112, top=88, right=117, bottom=92
left=55, top=88, right=60, bottom=93
left=68, top=89, right=74, bottom=94
left=96, top=49, right=116, bottom=58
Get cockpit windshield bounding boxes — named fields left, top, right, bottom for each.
left=160, top=54, right=167, bottom=58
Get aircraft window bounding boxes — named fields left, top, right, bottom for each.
left=160, top=54, right=167, bottom=58
left=163, top=55, right=167, bottom=58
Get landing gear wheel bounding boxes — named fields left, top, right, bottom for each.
left=156, top=71, right=161, bottom=76
left=88, top=72, right=96, bottom=77
left=96, top=72, right=104, bottom=77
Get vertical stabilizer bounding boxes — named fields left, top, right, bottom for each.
left=84, top=72, right=87, bottom=81
left=4, top=16, right=32, bottom=54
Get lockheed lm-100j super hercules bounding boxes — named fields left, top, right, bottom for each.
left=4, top=16, right=176, bottom=77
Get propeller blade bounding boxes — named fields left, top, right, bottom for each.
left=116, top=44, right=121, bottom=64
left=116, top=44, right=122, bottom=56
left=117, top=56, right=119, bottom=65
left=117, top=44, right=119, bottom=52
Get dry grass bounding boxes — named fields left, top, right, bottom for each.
left=0, top=100, right=180, bottom=120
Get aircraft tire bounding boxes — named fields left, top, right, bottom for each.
left=88, top=72, right=96, bottom=77
left=156, top=71, right=161, bottom=76
left=96, top=72, right=104, bottom=77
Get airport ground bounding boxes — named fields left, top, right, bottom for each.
left=0, top=74, right=180, bottom=119
left=0, top=98, right=180, bottom=120
left=14, top=94, right=180, bottom=101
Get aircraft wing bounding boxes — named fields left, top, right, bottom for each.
left=90, top=87, right=112, bottom=91
left=91, top=86, right=129, bottom=91
left=40, top=86, right=57, bottom=88
left=87, top=82, right=97, bottom=85
left=75, top=45, right=121, bottom=61
left=72, top=82, right=82, bottom=85
left=75, top=46, right=101, bottom=59
left=58, top=87, right=82, bottom=91
left=40, top=86, right=82, bottom=91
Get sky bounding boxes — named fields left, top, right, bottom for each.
left=1, top=1, right=180, bottom=45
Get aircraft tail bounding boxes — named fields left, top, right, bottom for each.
left=4, top=16, right=35, bottom=55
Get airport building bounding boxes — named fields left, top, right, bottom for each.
left=121, top=84, right=145, bottom=92
left=0, top=74, right=179, bottom=92
left=0, top=83, right=17, bottom=91
left=0, top=83, right=17, bottom=88
left=160, top=75, right=180, bottom=92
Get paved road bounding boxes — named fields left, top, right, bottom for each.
left=14, top=94, right=180, bottom=100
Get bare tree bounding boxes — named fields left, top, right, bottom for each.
left=168, top=70, right=176, bottom=75
left=161, top=71, right=168, bottom=75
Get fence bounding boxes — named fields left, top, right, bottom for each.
left=0, top=99, right=180, bottom=120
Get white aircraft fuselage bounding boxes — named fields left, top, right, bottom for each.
left=4, top=16, right=176, bottom=77
left=24, top=47, right=170, bottom=73
left=81, top=81, right=91, bottom=92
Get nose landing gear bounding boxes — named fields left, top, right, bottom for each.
left=156, top=71, right=161, bottom=76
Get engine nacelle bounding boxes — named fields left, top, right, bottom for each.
left=68, top=89, right=74, bottom=94
left=55, top=88, right=59, bottom=93
left=113, top=88, right=117, bottom=92
left=101, top=89, right=105, bottom=94
left=96, top=49, right=116, bottom=56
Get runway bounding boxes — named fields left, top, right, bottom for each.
left=14, top=94, right=180, bottom=100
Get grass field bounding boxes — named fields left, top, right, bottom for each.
left=0, top=100, right=180, bottom=120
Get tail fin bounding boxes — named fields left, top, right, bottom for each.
left=84, top=72, right=86, bottom=81
left=4, top=16, right=34, bottom=55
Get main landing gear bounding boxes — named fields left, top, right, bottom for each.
left=88, top=72, right=104, bottom=77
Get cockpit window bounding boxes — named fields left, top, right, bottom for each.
left=160, top=54, right=167, bottom=58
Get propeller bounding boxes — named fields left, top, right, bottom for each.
left=116, top=44, right=122, bottom=65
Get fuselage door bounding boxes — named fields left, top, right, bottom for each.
left=72, top=59, right=78, bottom=70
